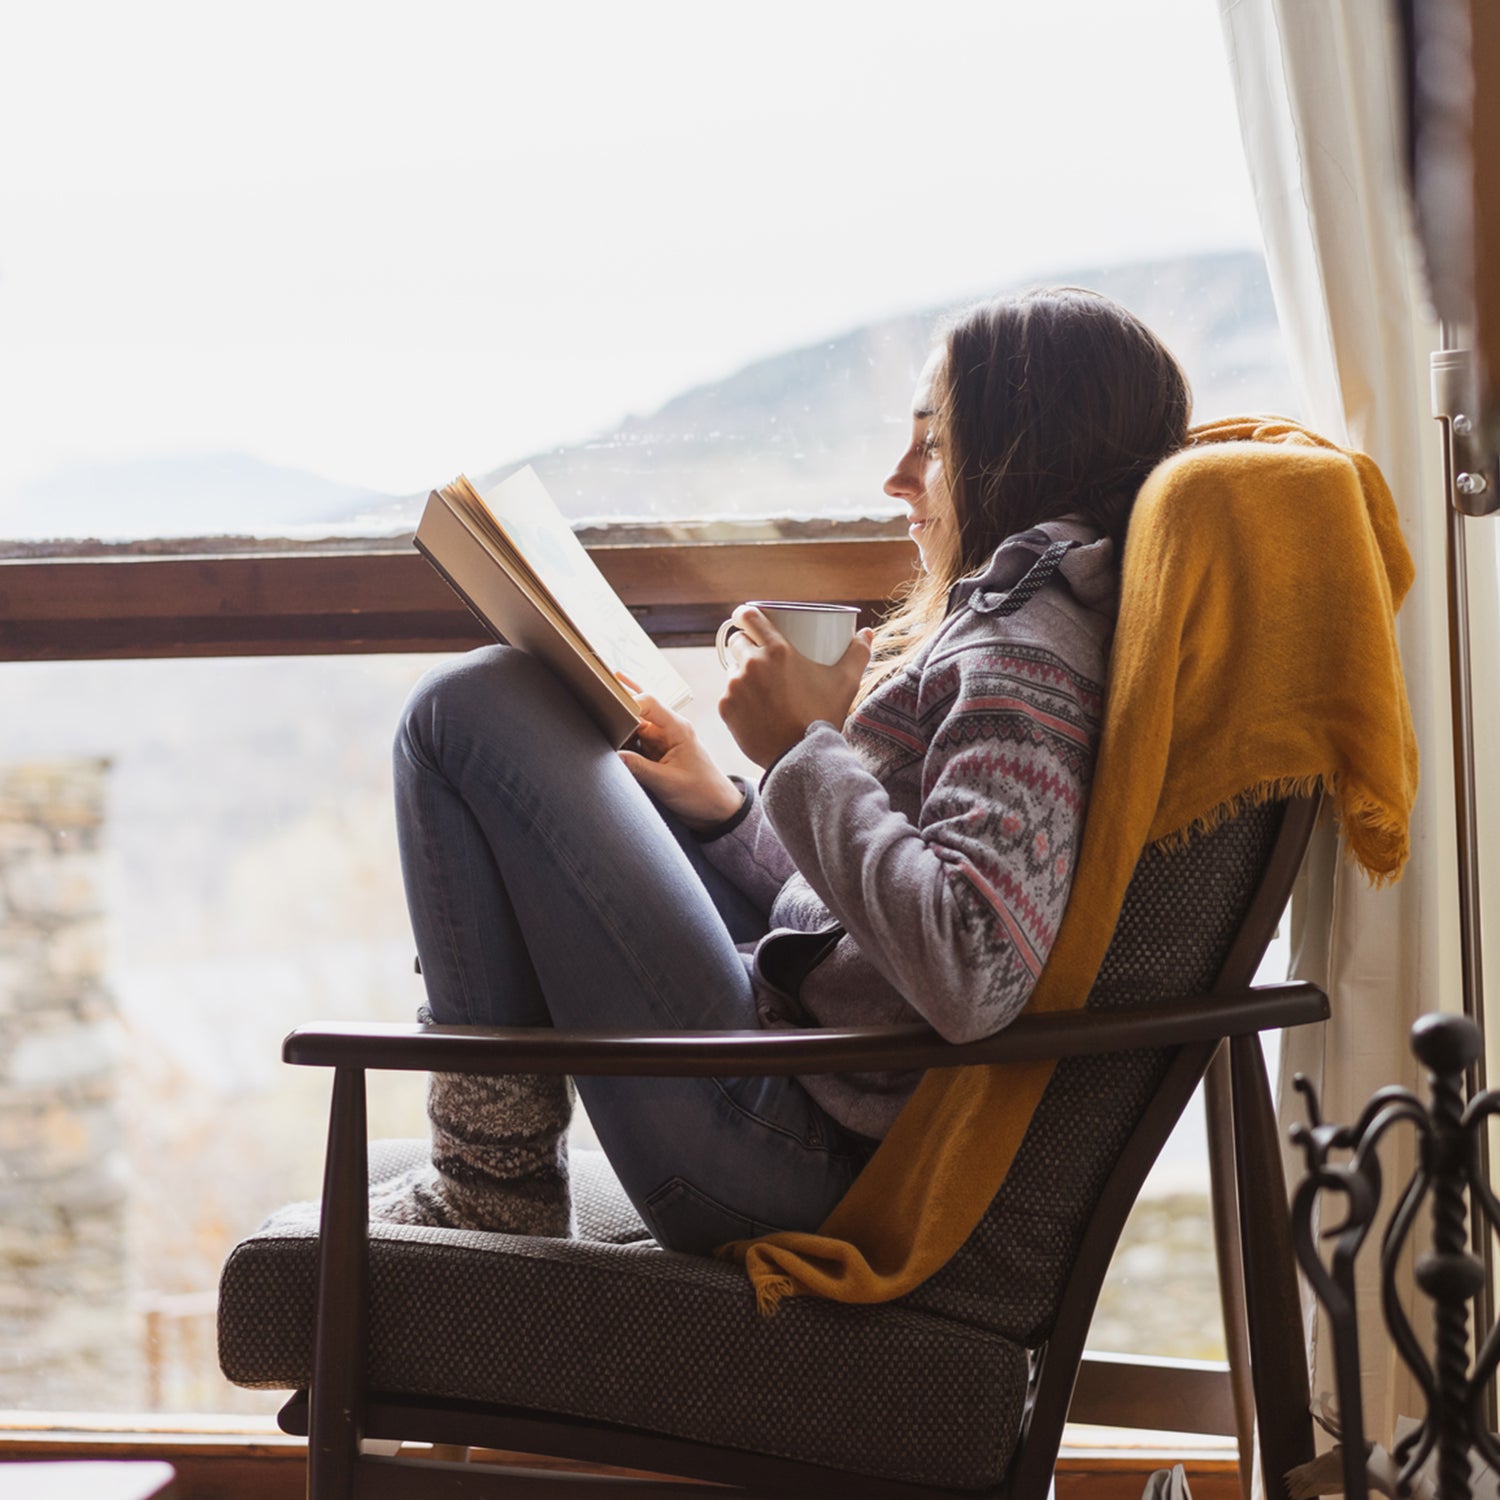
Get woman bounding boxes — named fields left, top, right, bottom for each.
left=376, top=287, right=1191, bottom=1254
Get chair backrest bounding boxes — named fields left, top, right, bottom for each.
left=904, top=799, right=1293, bottom=1339
left=902, top=795, right=1316, bottom=1497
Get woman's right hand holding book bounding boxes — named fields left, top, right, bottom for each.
left=619, top=692, right=746, bottom=834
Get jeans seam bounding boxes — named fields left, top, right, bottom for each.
left=406, top=740, right=488, bottom=1028
left=643, top=1176, right=782, bottom=1244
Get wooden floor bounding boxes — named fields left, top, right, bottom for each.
left=0, top=1432, right=1245, bottom=1500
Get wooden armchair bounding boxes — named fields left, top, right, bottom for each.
left=218, top=795, right=1326, bottom=1499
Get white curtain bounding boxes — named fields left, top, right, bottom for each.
left=1218, top=0, right=1496, bottom=1453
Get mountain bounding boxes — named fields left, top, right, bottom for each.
left=0, top=453, right=402, bottom=545
left=2, top=249, right=1294, bottom=546
left=458, top=247, right=1295, bottom=526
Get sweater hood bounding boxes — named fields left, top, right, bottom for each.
left=948, top=517, right=1118, bottom=619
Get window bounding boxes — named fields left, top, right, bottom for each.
left=0, top=0, right=1298, bottom=1432
left=2, top=1, right=1279, bottom=550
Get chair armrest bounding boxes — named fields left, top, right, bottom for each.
left=283, top=980, right=1327, bottom=1077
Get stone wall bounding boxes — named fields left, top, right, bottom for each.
left=0, top=759, right=135, bottom=1408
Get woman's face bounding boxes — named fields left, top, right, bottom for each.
left=883, top=347, right=954, bottom=573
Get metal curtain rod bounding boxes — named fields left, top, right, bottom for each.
left=1430, top=326, right=1496, bottom=1413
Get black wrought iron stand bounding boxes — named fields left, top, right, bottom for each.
left=1291, top=1013, right=1500, bottom=1500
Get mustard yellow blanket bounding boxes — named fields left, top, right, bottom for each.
left=720, top=417, right=1419, bottom=1313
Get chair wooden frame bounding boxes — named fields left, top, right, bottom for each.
left=273, top=798, right=1327, bottom=1500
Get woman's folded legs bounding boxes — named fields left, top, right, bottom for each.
left=385, top=645, right=868, bottom=1250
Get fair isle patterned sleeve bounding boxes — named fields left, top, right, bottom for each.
left=759, top=601, right=1104, bottom=1043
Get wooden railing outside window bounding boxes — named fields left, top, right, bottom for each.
left=0, top=531, right=916, bottom=662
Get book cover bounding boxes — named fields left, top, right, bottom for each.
left=415, top=466, right=691, bottom=747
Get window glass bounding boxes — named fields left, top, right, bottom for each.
left=1091, top=952, right=1291, bottom=1364
left=0, top=0, right=1302, bottom=1418
left=0, top=1, right=1288, bottom=548
left=0, top=650, right=742, bottom=1415
left=1, top=656, right=428, bottom=1413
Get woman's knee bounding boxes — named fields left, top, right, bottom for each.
left=396, top=645, right=555, bottom=766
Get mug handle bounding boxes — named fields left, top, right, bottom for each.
left=714, top=617, right=739, bottom=670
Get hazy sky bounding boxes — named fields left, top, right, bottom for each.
left=0, top=0, right=1261, bottom=504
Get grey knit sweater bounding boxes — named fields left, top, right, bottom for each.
left=699, top=519, right=1118, bottom=1140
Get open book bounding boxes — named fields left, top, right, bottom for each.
left=415, top=467, right=691, bottom=746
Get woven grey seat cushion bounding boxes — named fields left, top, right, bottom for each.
left=220, top=1143, right=1030, bottom=1490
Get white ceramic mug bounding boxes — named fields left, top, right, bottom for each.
left=715, top=601, right=860, bottom=669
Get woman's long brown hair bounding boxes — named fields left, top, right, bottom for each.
left=856, top=287, right=1192, bottom=704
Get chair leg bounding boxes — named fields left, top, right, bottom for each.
left=1206, top=1044, right=1256, bottom=1500
left=308, top=1065, right=371, bottom=1500
left=1229, top=1033, right=1315, bottom=1495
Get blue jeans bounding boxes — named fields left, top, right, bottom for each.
left=393, top=645, right=872, bottom=1253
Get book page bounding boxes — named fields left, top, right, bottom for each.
left=417, top=494, right=641, bottom=745
left=464, top=468, right=692, bottom=710
left=441, top=480, right=605, bottom=675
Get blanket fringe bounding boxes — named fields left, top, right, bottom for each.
left=1151, top=774, right=1408, bottom=887
left=754, top=1275, right=796, bottom=1318
left=1342, top=788, right=1409, bottom=886
left=1151, top=775, right=1330, bottom=856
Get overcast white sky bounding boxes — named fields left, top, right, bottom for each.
left=0, top=0, right=1262, bottom=505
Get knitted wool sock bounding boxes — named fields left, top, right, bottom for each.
left=369, top=1070, right=575, bottom=1237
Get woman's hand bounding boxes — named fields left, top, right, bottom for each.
left=718, top=607, right=874, bottom=767
left=618, top=691, right=746, bottom=832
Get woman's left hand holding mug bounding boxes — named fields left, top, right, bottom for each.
left=718, top=606, right=873, bottom=767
